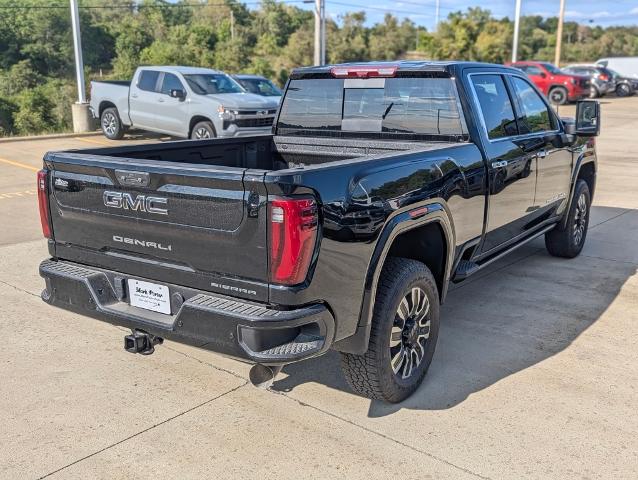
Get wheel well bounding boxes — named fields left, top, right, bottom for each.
left=385, top=222, right=447, bottom=299
left=189, top=116, right=215, bottom=137
left=577, top=161, right=596, bottom=199
left=98, top=101, right=116, bottom=117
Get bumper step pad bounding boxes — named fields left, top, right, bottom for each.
left=39, top=259, right=334, bottom=364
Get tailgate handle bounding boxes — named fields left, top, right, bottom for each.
left=247, top=192, right=260, bottom=218
left=115, top=170, right=150, bottom=187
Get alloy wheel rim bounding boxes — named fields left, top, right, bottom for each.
left=551, top=90, right=565, bottom=103
left=195, top=127, right=211, bottom=139
left=390, top=287, right=431, bottom=380
left=573, top=192, right=587, bottom=245
left=102, top=113, right=116, bottom=136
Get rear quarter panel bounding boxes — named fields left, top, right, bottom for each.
left=266, top=143, right=487, bottom=342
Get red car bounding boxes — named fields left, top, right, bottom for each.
left=508, top=61, right=589, bottom=104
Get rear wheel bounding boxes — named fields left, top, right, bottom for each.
left=190, top=121, right=215, bottom=140
left=100, top=107, right=124, bottom=140
left=549, top=86, right=568, bottom=105
left=545, top=179, right=591, bottom=258
left=340, top=258, right=440, bottom=403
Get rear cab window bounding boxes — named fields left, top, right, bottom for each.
left=138, top=70, right=160, bottom=92
left=470, top=74, right=517, bottom=139
left=277, top=75, right=468, bottom=140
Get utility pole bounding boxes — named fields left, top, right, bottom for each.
left=230, top=9, right=235, bottom=41
left=435, top=0, right=440, bottom=31
left=554, top=0, right=566, bottom=66
left=313, top=0, right=323, bottom=65
left=69, top=0, right=92, bottom=132
left=320, top=0, right=326, bottom=65
left=512, top=0, right=522, bottom=62
left=70, top=0, right=86, bottom=104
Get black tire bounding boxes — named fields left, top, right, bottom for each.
left=589, top=85, right=600, bottom=99
left=340, top=258, right=440, bottom=403
left=190, top=121, right=216, bottom=140
left=100, top=107, right=124, bottom=140
left=616, top=83, right=632, bottom=97
left=545, top=179, right=591, bottom=258
left=549, top=86, right=568, bottom=105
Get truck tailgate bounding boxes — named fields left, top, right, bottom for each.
left=44, top=153, right=269, bottom=302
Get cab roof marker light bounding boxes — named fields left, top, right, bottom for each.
left=330, top=65, right=398, bottom=79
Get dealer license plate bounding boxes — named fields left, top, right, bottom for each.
left=128, top=279, right=171, bottom=315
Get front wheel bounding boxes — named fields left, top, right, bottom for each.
left=190, top=121, right=216, bottom=140
left=100, top=107, right=124, bottom=140
left=340, top=258, right=440, bottom=403
left=545, top=179, right=591, bottom=258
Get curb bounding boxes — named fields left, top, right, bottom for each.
left=0, top=131, right=103, bottom=144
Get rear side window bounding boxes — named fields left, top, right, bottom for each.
left=138, top=70, right=160, bottom=92
left=471, top=75, right=517, bottom=140
left=510, top=77, right=555, bottom=133
left=160, top=73, right=184, bottom=95
left=278, top=77, right=467, bottom=137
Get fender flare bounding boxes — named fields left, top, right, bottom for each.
left=333, top=202, right=456, bottom=355
left=560, top=151, right=597, bottom=229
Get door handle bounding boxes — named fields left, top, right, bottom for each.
left=491, top=160, right=508, bottom=168
left=158, top=98, right=165, bottom=103
left=131, top=93, right=138, bottom=98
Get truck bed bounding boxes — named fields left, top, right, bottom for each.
left=72, top=135, right=452, bottom=171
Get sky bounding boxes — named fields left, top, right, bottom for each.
left=295, top=0, right=638, bottom=31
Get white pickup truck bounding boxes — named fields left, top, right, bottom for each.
left=89, top=66, right=280, bottom=140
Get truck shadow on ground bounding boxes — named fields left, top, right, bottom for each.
left=273, top=206, right=637, bottom=417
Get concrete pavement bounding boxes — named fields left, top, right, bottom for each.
left=0, top=101, right=637, bottom=479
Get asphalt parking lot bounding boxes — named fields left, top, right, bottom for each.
left=1, top=99, right=637, bottom=479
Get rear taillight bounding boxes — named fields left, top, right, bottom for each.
left=269, top=197, right=318, bottom=285
left=37, top=169, right=52, bottom=239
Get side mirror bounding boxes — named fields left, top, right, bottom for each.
left=170, top=89, right=186, bottom=100
left=575, top=100, right=600, bottom=136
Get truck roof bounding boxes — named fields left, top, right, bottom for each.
left=138, top=65, right=224, bottom=75
left=290, top=60, right=517, bottom=79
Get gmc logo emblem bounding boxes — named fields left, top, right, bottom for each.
left=103, top=191, right=168, bottom=215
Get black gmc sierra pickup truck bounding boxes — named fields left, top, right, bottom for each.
left=38, top=61, right=600, bottom=403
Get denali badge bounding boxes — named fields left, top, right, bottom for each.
left=113, top=235, right=172, bottom=251
left=103, top=191, right=168, bottom=215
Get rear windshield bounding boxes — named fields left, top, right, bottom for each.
left=277, top=77, right=467, bottom=138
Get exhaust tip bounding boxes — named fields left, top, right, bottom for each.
left=249, top=364, right=282, bottom=389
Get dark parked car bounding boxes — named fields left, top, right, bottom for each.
left=562, top=64, right=616, bottom=98
left=38, top=61, right=599, bottom=403
left=233, top=74, right=283, bottom=99
left=508, top=61, right=589, bottom=104
left=608, top=69, right=638, bottom=97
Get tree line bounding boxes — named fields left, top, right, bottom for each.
left=1, top=0, right=637, bottom=136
